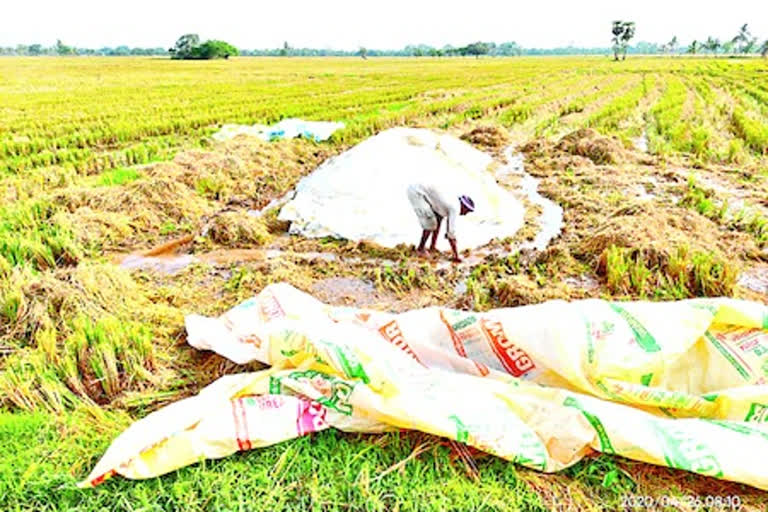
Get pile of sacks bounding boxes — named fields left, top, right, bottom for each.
left=82, top=283, right=768, bottom=490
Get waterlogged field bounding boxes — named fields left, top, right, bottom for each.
left=1, top=57, right=768, bottom=511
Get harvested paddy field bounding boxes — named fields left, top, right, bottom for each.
left=1, top=57, right=768, bottom=511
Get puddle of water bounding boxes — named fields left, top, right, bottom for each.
left=496, top=147, right=564, bottom=252
left=632, top=131, right=649, bottom=153
left=199, top=249, right=264, bottom=265
left=564, top=274, right=601, bottom=292
left=116, top=240, right=348, bottom=275
left=264, top=249, right=339, bottom=263
left=116, top=234, right=198, bottom=274
left=738, top=265, right=768, bottom=295
left=119, top=254, right=199, bottom=275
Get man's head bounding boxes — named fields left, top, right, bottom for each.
left=459, top=195, right=475, bottom=215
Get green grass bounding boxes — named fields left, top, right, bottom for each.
left=0, top=411, right=549, bottom=512
left=96, top=167, right=141, bottom=187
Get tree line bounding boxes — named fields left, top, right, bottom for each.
left=2, top=24, right=767, bottom=58
left=612, top=22, right=768, bottom=59
left=2, top=39, right=167, bottom=56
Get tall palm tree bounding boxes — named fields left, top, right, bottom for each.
left=732, top=24, right=756, bottom=54
left=704, top=36, right=721, bottom=55
left=665, top=36, right=679, bottom=55
left=687, top=40, right=700, bottom=55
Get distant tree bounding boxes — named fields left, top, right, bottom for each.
left=611, top=21, right=636, bottom=60
left=496, top=41, right=522, bottom=56
left=761, top=40, right=768, bottom=58
left=661, top=36, right=679, bottom=55
left=170, top=35, right=237, bottom=60
left=194, top=40, right=239, bottom=59
left=732, top=24, right=757, bottom=54
left=704, top=36, right=721, bottom=55
left=170, top=34, right=200, bottom=59
left=463, top=42, right=490, bottom=58
left=441, top=44, right=457, bottom=56
left=687, top=40, right=700, bottom=55
left=56, top=39, right=74, bottom=55
left=722, top=40, right=735, bottom=55
left=358, top=47, right=368, bottom=59
left=633, top=41, right=659, bottom=54
left=28, top=44, right=43, bottom=56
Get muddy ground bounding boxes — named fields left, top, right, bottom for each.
left=5, top=124, right=766, bottom=415
left=114, top=125, right=767, bottom=313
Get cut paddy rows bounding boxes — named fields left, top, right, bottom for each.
left=6, top=57, right=768, bottom=179
left=2, top=123, right=767, bottom=413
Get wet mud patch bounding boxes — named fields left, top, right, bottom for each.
left=738, top=264, right=768, bottom=296
left=518, top=128, right=764, bottom=302
left=311, top=277, right=391, bottom=308
left=493, top=148, right=563, bottom=252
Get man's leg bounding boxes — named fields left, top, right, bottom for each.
left=429, top=215, right=442, bottom=251
left=417, top=230, right=430, bottom=252
left=408, top=186, right=437, bottom=253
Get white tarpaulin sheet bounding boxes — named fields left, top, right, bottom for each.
left=277, top=128, right=525, bottom=249
left=81, top=283, right=768, bottom=490
left=212, top=118, right=345, bottom=142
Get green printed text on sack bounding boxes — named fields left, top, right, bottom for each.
left=609, top=304, right=661, bottom=353
left=651, top=422, right=723, bottom=478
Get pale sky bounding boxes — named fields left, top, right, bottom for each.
left=2, top=0, right=767, bottom=50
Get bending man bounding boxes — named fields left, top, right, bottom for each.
left=407, top=183, right=474, bottom=263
